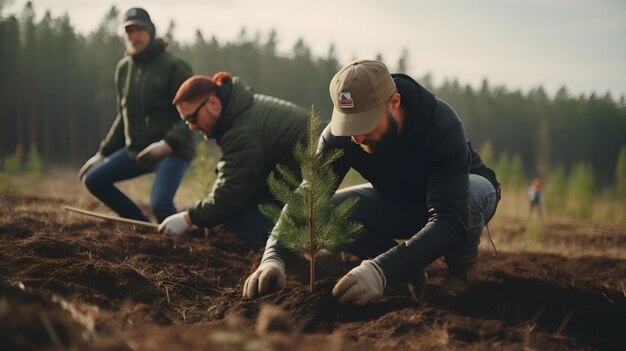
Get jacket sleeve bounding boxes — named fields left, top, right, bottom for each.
left=99, top=60, right=128, bottom=156
left=318, top=126, right=351, bottom=184
left=261, top=126, right=350, bottom=264
left=188, top=134, right=264, bottom=227
left=372, top=123, right=471, bottom=283
left=98, top=113, right=125, bottom=156
left=163, top=59, right=193, bottom=151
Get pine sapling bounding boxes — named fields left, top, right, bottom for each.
left=260, top=107, right=363, bottom=292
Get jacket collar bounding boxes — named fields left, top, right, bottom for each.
left=392, top=74, right=436, bottom=151
left=130, top=39, right=164, bottom=63
left=213, top=77, right=254, bottom=143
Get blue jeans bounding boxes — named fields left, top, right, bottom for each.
left=332, top=174, right=498, bottom=264
left=445, top=174, right=499, bottom=263
left=83, top=148, right=190, bottom=222
left=222, top=206, right=275, bottom=249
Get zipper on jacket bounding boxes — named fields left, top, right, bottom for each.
left=139, top=65, right=145, bottom=117
left=134, top=66, right=143, bottom=134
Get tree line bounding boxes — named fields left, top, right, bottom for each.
left=1, top=3, right=625, bottom=190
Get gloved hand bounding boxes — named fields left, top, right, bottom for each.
left=332, top=260, right=386, bottom=306
left=78, top=152, right=104, bottom=180
left=158, top=211, right=191, bottom=235
left=136, top=140, right=172, bottom=167
left=243, top=258, right=286, bottom=299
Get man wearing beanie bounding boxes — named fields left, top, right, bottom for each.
left=79, top=8, right=195, bottom=223
left=244, top=59, right=501, bottom=305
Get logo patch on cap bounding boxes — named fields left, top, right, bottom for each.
left=338, top=92, right=354, bottom=108
left=129, top=9, right=137, bottom=16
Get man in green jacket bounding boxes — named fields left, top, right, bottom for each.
left=78, top=8, right=195, bottom=223
left=158, top=72, right=308, bottom=249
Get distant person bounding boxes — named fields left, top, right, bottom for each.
left=528, top=177, right=543, bottom=215
left=157, top=72, right=309, bottom=249
left=244, top=59, right=501, bottom=304
left=78, top=8, right=194, bottom=223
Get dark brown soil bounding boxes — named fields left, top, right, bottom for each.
left=1, top=190, right=625, bottom=350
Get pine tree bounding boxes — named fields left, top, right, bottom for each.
left=509, top=153, right=525, bottom=214
left=3, top=143, right=22, bottom=174
left=479, top=140, right=494, bottom=167
left=509, top=153, right=525, bottom=192
left=495, top=151, right=510, bottom=188
left=566, top=161, right=595, bottom=219
left=544, top=165, right=567, bottom=217
left=259, top=107, right=363, bottom=292
left=26, top=142, right=41, bottom=180
left=615, top=146, right=626, bottom=224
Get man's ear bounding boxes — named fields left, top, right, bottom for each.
left=391, top=93, right=402, bottom=110
left=208, top=95, right=222, bottom=115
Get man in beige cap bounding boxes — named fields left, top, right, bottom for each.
left=244, top=59, right=500, bottom=305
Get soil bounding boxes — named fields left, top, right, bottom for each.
left=1, top=184, right=625, bottom=350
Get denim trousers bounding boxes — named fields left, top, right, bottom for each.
left=83, top=148, right=190, bottom=222
left=222, top=175, right=498, bottom=253
left=222, top=206, right=275, bottom=249
left=331, top=174, right=499, bottom=264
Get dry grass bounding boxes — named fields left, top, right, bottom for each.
left=496, top=187, right=626, bottom=226
left=6, top=166, right=626, bottom=263
left=3, top=167, right=625, bottom=351
left=478, top=186, right=626, bottom=259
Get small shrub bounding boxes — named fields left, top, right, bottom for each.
left=26, top=144, right=43, bottom=181
left=566, top=161, right=595, bottom=220
left=260, top=107, right=362, bottom=292
left=0, top=173, right=15, bottom=197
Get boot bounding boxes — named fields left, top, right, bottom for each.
left=407, top=269, right=428, bottom=303
left=442, top=256, right=477, bottom=296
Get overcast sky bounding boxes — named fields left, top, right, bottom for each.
left=4, top=0, right=625, bottom=98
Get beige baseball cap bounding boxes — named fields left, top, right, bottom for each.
left=329, top=59, right=396, bottom=136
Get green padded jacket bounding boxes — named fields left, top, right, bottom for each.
left=188, top=77, right=309, bottom=228
left=99, top=41, right=195, bottom=160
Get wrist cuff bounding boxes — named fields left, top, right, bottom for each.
left=364, top=260, right=386, bottom=288
left=262, top=257, right=285, bottom=272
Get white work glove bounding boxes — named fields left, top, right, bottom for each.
left=243, top=258, right=286, bottom=299
left=158, top=211, right=191, bottom=235
left=332, top=260, right=386, bottom=306
left=136, top=140, right=172, bottom=167
left=78, top=152, right=104, bottom=180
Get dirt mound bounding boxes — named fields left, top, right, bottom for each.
left=0, top=282, right=93, bottom=351
left=1, top=192, right=625, bottom=350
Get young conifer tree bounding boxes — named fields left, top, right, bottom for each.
left=259, top=107, right=363, bottom=292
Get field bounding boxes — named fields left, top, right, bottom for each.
left=1, top=169, right=625, bottom=350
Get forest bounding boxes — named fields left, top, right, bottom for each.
left=1, top=3, right=625, bottom=190
left=1, top=3, right=626, bottom=351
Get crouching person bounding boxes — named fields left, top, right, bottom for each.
left=158, top=72, right=308, bottom=249
left=79, top=7, right=194, bottom=223
left=244, top=59, right=500, bottom=304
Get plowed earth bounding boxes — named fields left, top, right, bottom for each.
left=1, top=183, right=625, bottom=350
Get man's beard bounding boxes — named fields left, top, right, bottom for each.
left=125, top=39, right=148, bottom=55
left=358, top=112, right=398, bottom=154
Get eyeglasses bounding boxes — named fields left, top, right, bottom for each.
left=182, top=96, right=211, bottom=125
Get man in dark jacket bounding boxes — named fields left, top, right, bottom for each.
left=158, top=72, right=308, bottom=249
left=244, top=59, right=500, bottom=304
left=78, top=8, right=194, bottom=223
